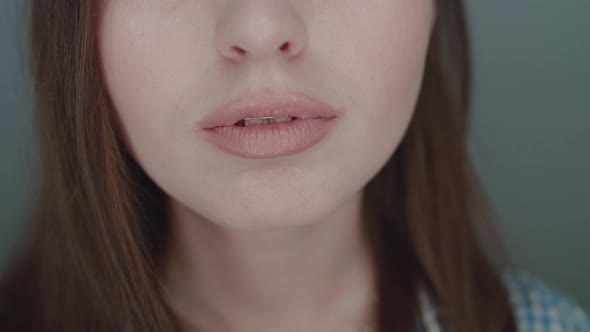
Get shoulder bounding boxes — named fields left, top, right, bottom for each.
left=501, top=270, right=590, bottom=332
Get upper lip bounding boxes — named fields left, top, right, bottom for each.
left=197, top=90, right=341, bottom=130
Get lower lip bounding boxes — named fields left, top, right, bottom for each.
left=199, top=117, right=337, bottom=159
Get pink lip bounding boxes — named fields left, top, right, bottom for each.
left=197, top=90, right=340, bottom=129
left=196, top=90, right=341, bottom=159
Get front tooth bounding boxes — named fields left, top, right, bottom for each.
left=243, top=116, right=294, bottom=126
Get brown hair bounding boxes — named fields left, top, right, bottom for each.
left=1, top=1, right=517, bottom=331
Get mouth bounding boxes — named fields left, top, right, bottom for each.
left=197, top=90, right=341, bottom=130
left=223, top=115, right=334, bottom=128
left=199, top=115, right=338, bottom=159
left=196, top=90, right=341, bottom=159
left=233, top=115, right=297, bottom=127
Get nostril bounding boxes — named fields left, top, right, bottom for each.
left=280, top=42, right=290, bottom=52
left=232, top=46, right=246, bottom=55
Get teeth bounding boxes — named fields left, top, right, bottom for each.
left=236, top=116, right=295, bottom=127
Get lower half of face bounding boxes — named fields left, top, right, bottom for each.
left=97, top=0, right=434, bottom=231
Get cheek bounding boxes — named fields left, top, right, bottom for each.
left=336, top=2, right=432, bottom=153
left=97, top=10, right=163, bottom=145
left=97, top=5, right=212, bottom=160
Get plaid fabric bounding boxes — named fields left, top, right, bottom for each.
left=417, top=271, right=590, bottom=331
left=504, top=271, right=590, bottom=332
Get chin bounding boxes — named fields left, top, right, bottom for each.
left=194, top=167, right=329, bottom=231
left=206, top=193, right=334, bottom=232
left=168, top=164, right=355, bottom=233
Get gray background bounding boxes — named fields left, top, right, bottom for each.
left=1, top=0, right=589, bottom=310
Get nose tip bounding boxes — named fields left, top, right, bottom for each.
left=215, top=3, right=307, bottom=64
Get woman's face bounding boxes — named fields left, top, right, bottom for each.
left=97, top=0, right=435, bottom=230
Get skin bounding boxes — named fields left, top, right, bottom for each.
left=97, top=1, right=435, bottom=331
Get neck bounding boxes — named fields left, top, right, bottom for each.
left=159, top=192, right=377, bottom=332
